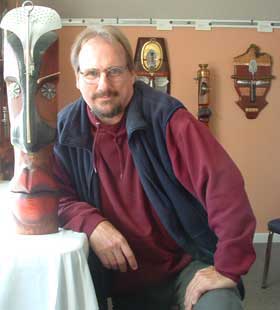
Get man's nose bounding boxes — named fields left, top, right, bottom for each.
left=96, top=72, right=110, bottom=92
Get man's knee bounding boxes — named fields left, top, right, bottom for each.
left=194, top=287, right=243, bottom=310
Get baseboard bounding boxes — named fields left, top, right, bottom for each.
left=254, top=233, right=280, bottom=243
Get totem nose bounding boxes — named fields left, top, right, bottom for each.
left=11, top=103, right=56, bottom=154
left=11, top=165, right=59, bottom=194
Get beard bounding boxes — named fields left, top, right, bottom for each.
left=90, top=102, right=123, bottom=119
left=89, top=90, right=123, bottom=119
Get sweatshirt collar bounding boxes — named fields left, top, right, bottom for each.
left=86, top=104, right=126, bottom=134
left=59, top=81, right=149, bottom=148
left=126, top=81, right=148, bottom=138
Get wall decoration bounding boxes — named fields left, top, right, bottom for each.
left=194, top=64, right=211, bottom=126
left=231, top=44, right=274, bottom=119
left=134, top=37, right=170, bottom=93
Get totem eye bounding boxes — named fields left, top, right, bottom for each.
left=7, top=81, right=21, bottom=99
left=40, top=83, right=56, bottom=100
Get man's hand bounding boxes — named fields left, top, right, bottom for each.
left=89, top=221, right=138, bottom=272
left=184, top=266, right=236, bottom=310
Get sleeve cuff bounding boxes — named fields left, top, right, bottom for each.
left=82, top=213, right=108, bottom=238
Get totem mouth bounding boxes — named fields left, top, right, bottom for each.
left=9, top=188, right=59, bottom=224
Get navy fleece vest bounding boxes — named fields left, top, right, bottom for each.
left=55, top=81, right=217, bottom=261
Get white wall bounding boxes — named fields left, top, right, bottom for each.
left=14, top=0, right=280, bottom=20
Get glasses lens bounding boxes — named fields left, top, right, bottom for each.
left=83, top=69, right=99, bottom=81
left=81, top=66, right=127, bottom=84
left=107, top=67, right=125, bottom=77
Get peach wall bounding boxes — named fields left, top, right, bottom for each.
left=58, top=26, right=280, bottom=232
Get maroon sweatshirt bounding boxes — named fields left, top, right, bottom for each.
left=54, top=106, right=256, bottom=294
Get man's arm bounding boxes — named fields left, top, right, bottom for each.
left=53, top=155, right=138, bottom=272
left=166, top=108, right=256, bottom=306
left=53, top=154, right=105, bottom=237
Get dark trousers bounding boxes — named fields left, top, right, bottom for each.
left=112, top=260, right=243, bottom=310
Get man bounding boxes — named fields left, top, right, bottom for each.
left=54, top=25, right=256, bottom=310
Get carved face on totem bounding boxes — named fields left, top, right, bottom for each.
left=0, top=4, right=61, bottom=234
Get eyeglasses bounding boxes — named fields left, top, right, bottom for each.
left=79, top=66, right=128, bottom=84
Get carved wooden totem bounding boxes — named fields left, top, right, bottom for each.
left=0, top=1, right=61, bottom=234
left=0, top=0, right=13, bottom=180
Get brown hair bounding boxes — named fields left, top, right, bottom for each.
left=70, top=25, right=134, bottom=74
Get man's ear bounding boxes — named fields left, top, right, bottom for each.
left=131, top=70, right=137, bottom=83
left=75, top=73, right=80, bottom=90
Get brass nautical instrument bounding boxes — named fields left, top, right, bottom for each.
left=194, top=64, right=211, bottom=126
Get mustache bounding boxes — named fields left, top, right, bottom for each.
left=91, top=90, right=119, bottom=100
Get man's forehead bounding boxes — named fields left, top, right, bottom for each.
left=79, top=37, right=126, bottom=68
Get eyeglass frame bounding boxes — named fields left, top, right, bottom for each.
left=79, top=65, right=129, bottom=84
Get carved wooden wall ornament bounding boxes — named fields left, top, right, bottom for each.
left=134, top=37, right=170, bottom=93
left=231, top=44, right=274, bottom=119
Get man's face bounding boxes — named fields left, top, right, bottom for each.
left=76, top=36, right=135, bottom=125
